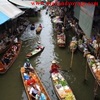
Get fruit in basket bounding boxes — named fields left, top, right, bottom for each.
left=65, top=92, right=74, bottom=100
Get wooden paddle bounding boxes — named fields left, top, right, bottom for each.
left=70, top=50, right=74, bottom=69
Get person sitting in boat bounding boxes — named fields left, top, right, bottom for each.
left=11, top=45, right=18, bottom=55
left=25, top=76, right=37, bottom=91
left=39, top=24, right=42, bottom=28
left=24, top=59, right=34, bottom=72
left=50, top=60, right=60, bottom=73
left=36, top=45, right=42, bottom=50
left=2, top=55, right=10, bottom=65
left=29, top=83, right=41, bottom=99
left=30, top=23, right=35, bottom=30
left=23, top=72, right=30, bottom=80
left=14, top=37, right=18, bottom=44
left=39, top=93, right=46, bottom=100
left=28, top=76, right=36, bottom=84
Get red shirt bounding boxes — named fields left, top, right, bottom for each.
left=27, top=79, right=36, bottom=85
left=51, top=64, right=59, bottom=73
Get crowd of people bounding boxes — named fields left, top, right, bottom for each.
left=1, top=40, right=19, bottom=66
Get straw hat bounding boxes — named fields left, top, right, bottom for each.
left=52, top=60, right=56, bottom=64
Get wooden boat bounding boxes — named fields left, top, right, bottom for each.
left=50, top=70, right=76, bottom=100
left=57, top=33, right=66, bottom=47
left=0, top=36, right=15, bottom=54
left=36, top=26, right=42, bottom=34
left=86, top=54, right=100, bottom=86
left=69, top=37, right=77, bottom=53
left=0, top=41, right=22, bottom=74
left=78, top=39, right=87, bottom=53
left=20, top=65, right=51, bottom=100
left=26, top=45, right=44, bottom=58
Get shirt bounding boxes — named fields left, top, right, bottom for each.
left=29, top=87, right=38, bottom=95
left=27, top=79, right=36, bottom=85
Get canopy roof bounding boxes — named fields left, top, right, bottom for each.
left=0, top=11, right=10, bottom=25
left=0, top=0, right=24, bottom=19
left=9, top=0, right=36, bottom=8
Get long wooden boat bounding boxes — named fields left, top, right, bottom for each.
left=50, top=70, right=76, bottom=100
left=57, top=33, right=66, bottom=47
left=0, top=41, right=22, bottom=74
left=26, top=45, right=44, bottom=58
left=69, top=40, right=77, bottom=53
left=36, top=26, right=42, bottom=34
left=20, top=65, right=51, bottom=100
left=86, top=54, right=100, bottom=86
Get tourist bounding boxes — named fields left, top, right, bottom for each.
left=29, top=84, right=41, bottom=99
left=23, top=72, right=30, bottom=80
left=25, top=76, right=37, bottom=92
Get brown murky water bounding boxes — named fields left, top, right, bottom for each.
left=0, top=9, right=99, bottom=100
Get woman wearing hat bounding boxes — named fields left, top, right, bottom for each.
left=50, top=60, right=60, bottom=73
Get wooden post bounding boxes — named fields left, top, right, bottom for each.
left=70, top=51, right=74, bottom=69
left=94, top=80, right=98, bottom=98
left=84, top=59, right=88, bottom=81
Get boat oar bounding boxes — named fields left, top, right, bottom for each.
left=83, top=59, right=88, bottom=84
left=84, top=59, right=88, bottom=81
left=70, top=50, right=74, bottom=69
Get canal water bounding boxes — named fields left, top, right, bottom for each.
left=0, top=9, right=99, bottom=100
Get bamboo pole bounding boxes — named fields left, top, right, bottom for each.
left=84, top=59, right=88, bottom=81
left=70, top=50, right=74, bottom=69
left=94, top=80, right=98, bottom=98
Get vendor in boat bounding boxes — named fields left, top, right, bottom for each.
left=39, top=24, right=42, bottom=28
left=83, top=48, right=90, bottom=57
left=30, top=23, right=35, bottom=30
left=50, top=60, right=60, bottom=73
left=24, top=59, right=34, bottom=72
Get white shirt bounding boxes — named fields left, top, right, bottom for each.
left=14, top=38, right=18, bottom=43
left=24, top=62, right=33, bottom=69
left=29, top=87, right=38, bottom=95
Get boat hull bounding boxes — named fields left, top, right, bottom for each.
left=0, top=41, right=22, bottom=74
left=20, top=66, right=51, bottom=100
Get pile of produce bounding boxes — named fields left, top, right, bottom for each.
left=86, top=54, right=100, bottom=82
left=52, top=73, right=76, bottom=100
left=70, top=41, right=77, bottom=49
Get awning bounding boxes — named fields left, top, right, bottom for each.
left=9, top=0, right=36, bottom=9
left=0, top=0, right=24, bottom=19
left=0, top=11, right=10, bottom=25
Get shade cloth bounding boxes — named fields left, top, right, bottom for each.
left=0, top=11, right=10, bottom=25
left=0, top=0, right=24, bottom=19
left=9, top=0, right=37, bottom=8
